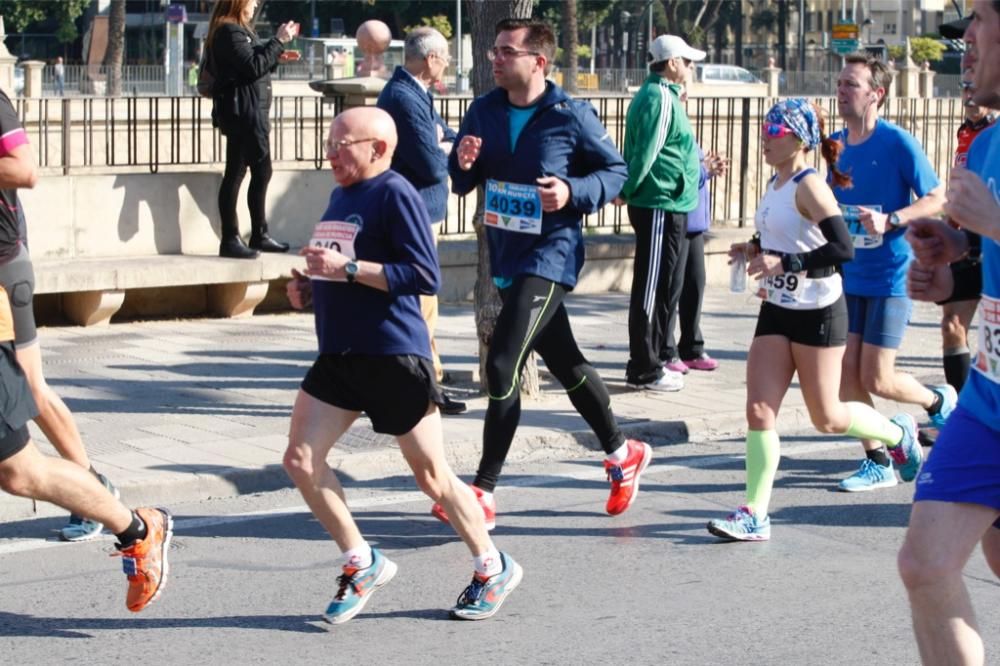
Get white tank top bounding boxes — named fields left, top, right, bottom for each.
left=753, top=168, right=843, bottom=311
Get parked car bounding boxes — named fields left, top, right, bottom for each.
left=696, top=64, right=761, bottom=85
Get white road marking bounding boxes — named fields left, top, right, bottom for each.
left=0, top=439, right=857, bottom=556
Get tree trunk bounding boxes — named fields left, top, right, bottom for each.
left=466, top=0, right=538, bottom=398
left=563, top=0, right=578, bottom=94
left=102, top=0, right=125, bottom=96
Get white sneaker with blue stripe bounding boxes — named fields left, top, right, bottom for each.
left=838, top=458, right=898, bottom=492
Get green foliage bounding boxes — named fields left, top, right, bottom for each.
left=404, top=15, right=453, bottom=40
left=887, top=37, right=946, bottom=64
left=0, top=0, right=90, bottom=44
left=553, top=44, right=593, bottom=66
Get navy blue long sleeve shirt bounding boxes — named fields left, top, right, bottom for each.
left=376, top=67, right=457, bottom=223
left=311, top=170, right=440, bottom=359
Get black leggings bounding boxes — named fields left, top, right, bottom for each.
left=218, top=134, right=272, bottom=239
left=473, top=275, right=625, bottom=492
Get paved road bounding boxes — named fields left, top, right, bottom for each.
left=0, top=290, right=951, bottom=519
left=1, top=433, right=997, bottom=664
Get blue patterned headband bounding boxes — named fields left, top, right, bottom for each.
left=765, top=98, right=821, bottom=150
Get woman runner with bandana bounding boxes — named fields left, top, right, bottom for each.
left=707, top=99, right=919, bottom=541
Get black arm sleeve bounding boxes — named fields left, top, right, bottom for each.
left=780, top=215, right=854, bottom=273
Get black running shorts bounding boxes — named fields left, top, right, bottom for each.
left=301, top=354, right=445, bottom=435
left=754, top=296, right=849, bottom=347
left=0, top=340, right=37, bottom=462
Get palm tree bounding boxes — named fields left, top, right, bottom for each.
left=102, top=0, right=125, bottom=96
left=563, top=0, right=579, bottom=94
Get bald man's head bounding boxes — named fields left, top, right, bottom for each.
left=327, top=107, right=398, bottom=186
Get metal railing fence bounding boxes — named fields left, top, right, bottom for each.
left=14, top=93, right=969, bottom=235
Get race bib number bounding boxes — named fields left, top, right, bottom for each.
left=841, top=204, right=883, bottom=249
left=974, top=295, right=1000, bottom=383
left=484, top=180, right=543, bottom=235
left=309, top=220, right=358, bottom=282
left=757, top=272, right=814, bottom=307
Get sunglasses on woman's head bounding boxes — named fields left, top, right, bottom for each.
left=762, top=122, right=795, bottom=138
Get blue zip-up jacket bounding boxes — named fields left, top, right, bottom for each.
left=449, top=82, right=627, bottom=288
left=376, top=66, right=457, bottom=223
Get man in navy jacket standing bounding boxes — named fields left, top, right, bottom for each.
left=432, top=17, right=653, bottom=530
left=377, top=26, right=465, bottom=415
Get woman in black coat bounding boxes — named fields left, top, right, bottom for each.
left=207, top=0, right=299, bottom=258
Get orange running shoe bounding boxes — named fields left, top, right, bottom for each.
left=431, top=483, right=496, bottom=531
left=115, top=507, right=173, bottom=612
left=604, top=439, right=652, bottom=516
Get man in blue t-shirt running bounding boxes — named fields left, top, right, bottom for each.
left=283, top=107, right=521, bottom=624
left=898, top=4, right=1000, bottom=661
left=830, top=53, right=953, bottom=493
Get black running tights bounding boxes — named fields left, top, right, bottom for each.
left=473, top=275, right=625, bottom=492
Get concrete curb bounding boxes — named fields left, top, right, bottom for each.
left=0, top=403, right=764, bottom=524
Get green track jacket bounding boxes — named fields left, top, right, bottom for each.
left=620, top=74, right=699, bottom=213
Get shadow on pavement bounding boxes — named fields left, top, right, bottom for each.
left=0, top=611, right=327, bottom=637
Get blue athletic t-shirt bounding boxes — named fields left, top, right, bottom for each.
left=508, top=104, right=537, bottom=152
left=830, top=119, right=940, bottom=297
left=959, top=124, right=1000, bottom=427
left=310, top=170, right=440, bottom=359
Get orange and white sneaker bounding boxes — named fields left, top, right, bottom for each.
left=115, top=507, right=173, bottom=612
left=431, top=483, right=496, bottom=531
left=604, top=439, right=653, bottom=516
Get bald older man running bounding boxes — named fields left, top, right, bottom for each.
left=282, top=107, right=522, bottom=624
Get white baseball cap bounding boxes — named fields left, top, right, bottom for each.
left=648, top=35, right=707, bottom=64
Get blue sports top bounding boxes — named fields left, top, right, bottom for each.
left=310, top=170, right=439, bottom=359
left=958, top=123, right=1000, bottom=428
left=829, top=119, right=940, bottom=297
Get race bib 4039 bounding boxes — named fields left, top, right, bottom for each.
left=975, top=294, right=1000, bottom=383
left=484, top=179, right=543, bottom=235
left=841, top=204, right=884, bottom=249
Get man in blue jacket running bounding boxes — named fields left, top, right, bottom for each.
left=433, top=17, right=653, bottom=530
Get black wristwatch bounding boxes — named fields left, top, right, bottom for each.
left=781, top=253, right=804, bottom=274
left=888, top=212, right=902, bottom=230
left=345, top=260, right=359, bottom=283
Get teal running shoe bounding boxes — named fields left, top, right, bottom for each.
left=60, top=473, right=119, bottom=542
left=707, top=505, right=771, bottom=541
left=450, top=552, right=523, bottom=621
left=887, top=412, right=921, bottom=482
left=323, top=547, right=397, bottom=625
left=928, top=384, right=957, bottom=429
left=838, top=458, right=898, bottom=492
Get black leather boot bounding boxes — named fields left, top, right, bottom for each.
left=249, top=233, right=290, bottom=253
left=220, top=236, right=260, bottom=259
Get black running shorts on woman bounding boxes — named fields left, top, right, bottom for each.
left=754, top=295, right=849, bottom=347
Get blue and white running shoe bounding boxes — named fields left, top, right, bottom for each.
left=707, top=505, right=771, bottom=541
left=450, top=552, right=523, bottom=620
left=928, top=384, right=958, bottom=429
left=839, top=458, right=898, bottom=492
left=887, top=412, right=921, bottom=482
left=323, top=547, right=397, bottom=625
left=60, top=473, right=119, bottom=542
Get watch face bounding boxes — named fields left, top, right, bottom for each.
left=346, top=261, right=358, bottom=275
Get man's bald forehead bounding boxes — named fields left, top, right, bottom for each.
left=334, top=107, right=398, bottom=144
